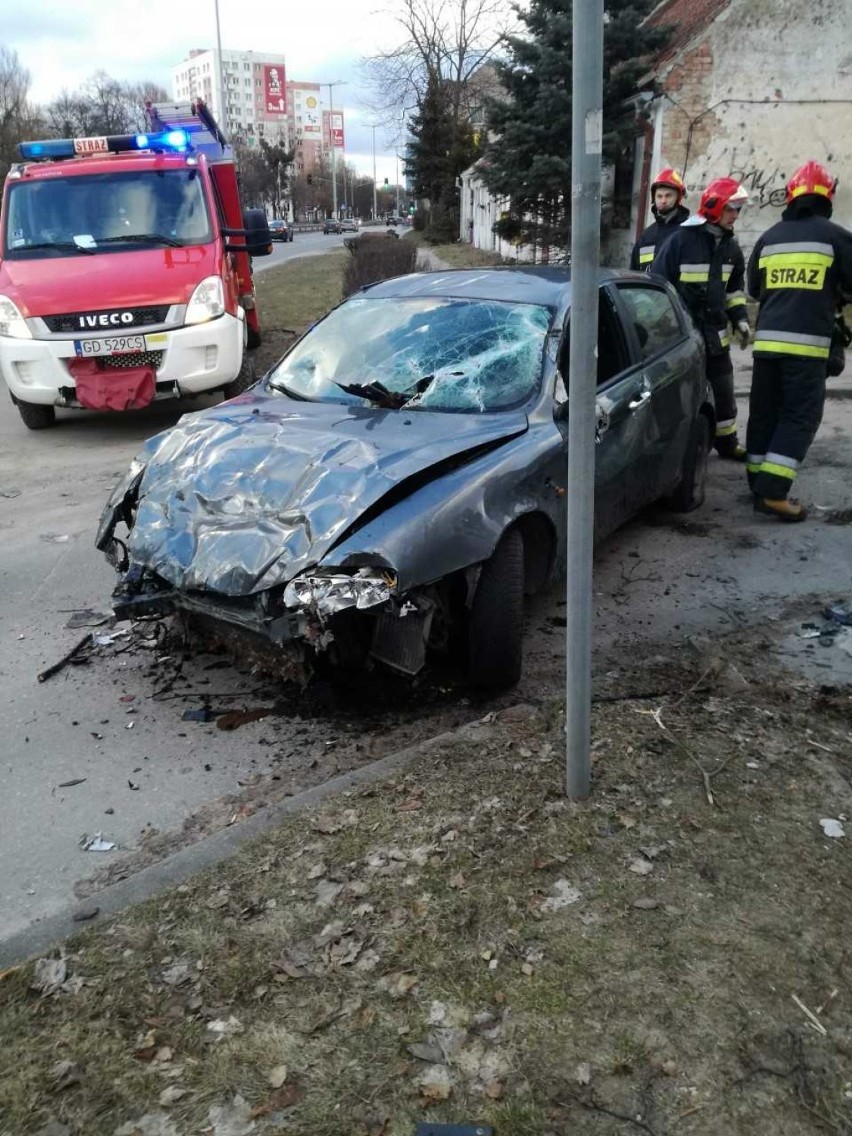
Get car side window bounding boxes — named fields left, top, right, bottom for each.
left=616, top=285, right=682, bottom=361
left=556, top=288, right=631, bottom=396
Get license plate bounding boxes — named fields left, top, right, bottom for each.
left=75, top=336, right=145, bottom=357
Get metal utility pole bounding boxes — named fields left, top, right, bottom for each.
left=213, top=0, right=227, bottom=131
left=395, top=151, right=401, bottom=215
left=565, top=0, right=603, bottom=800
left=371, top=126, right=378, bottom=220
left=325, top=81, right=344, bottom=219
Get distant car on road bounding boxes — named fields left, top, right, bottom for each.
left=339, top=218, right=359, bottom=232
left=323, top=218, right=341, bottom=234
left=268, top=219, right=294, bottom=242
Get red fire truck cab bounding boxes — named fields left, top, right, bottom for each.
left=0, top=100, right=272, bottom=429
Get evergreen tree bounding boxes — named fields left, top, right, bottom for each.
left=405, top=73, right=479, bottom=241
left=482, top=0, right=669, bottom=256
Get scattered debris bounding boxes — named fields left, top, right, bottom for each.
left=542, top=880, right=582, bottom=911
left=216, top=706, right=275, bottom=731
left=64, top=609, right=112, bottom=630
left=207, top=1015, right=244, bottom=1039
left=31, top=956, right=67, bottom=995
left=791, top=993, right=828, bottom=1036
left=37, top=633, right=93, bottom=683
left=268, top=1065, right=289, bottom=1089
left=58, top=778, right=87, bottom=788
left=824, top=601, right=852, bottom=626
left=79, top=833, right=116, bottom=852
left=40, top=533, right=71, bottom=544
left=181, top=707, right=221, bottom=723
left=819, top=818, right=845, bottom=839
left=207, top=1094, right=256, bottom=1136
left=417, top=1064, right=453, bottom=1102
left=114, top=1112, right=180, bottom=1136
left=72, top=905, right=100, bottom=922
left=49, top=1059, right=82, bottom=1091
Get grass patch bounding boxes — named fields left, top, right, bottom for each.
left=3, top=641, right=852, bottom=1134
left=404, top=230, right=510, bottom=269
left=252, top=250, right=347, bottom=375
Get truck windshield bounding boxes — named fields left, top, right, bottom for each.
left=3, top=169, right=212, bottom=259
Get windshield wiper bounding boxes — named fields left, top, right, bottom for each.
left=97, top=233, right=183, bottom=247
left=15, top=241, right=95, bottom=255
left=332, top=374, right=441, bottom=410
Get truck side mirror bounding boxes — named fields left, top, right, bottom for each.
left=242, top=208, right=273, bottom=257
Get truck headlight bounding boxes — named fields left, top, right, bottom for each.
left=185, top=275, right=224, bottom=325
left=0, top=294, right=32, bottom=339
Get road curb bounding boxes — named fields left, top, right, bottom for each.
left=0, top=722, right=479, bottom=968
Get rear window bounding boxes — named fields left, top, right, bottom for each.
left=4, top=168, right=212, bottom=258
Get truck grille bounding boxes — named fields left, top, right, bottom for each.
left=94, top=351, right=164, bottom=371
left=44, top=306, right=171, bottom=333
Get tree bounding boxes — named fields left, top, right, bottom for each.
left=43, top=73, right=169, bottom=139
left=0, top=47, right=42, bottom=180
left=404, top=72, right=479, bottom=239
left=364, top=0, right=512, bottom=139
left=481, top=0, right=669, bottom=256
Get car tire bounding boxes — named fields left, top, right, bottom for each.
left=246, top=325, right=262, bottom=350
left=222, top=351, right=256, bottom=400
left=665, top=412, right=711, bottom=512
left=467, top=527, right=525, bottom=689
left=17, top=399, right=56, bottom=430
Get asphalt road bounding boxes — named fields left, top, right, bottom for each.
left=2, top=299, right=851, bottom=945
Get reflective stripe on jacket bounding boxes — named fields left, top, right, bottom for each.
left=747, top=215, right=852, bottom=359
left=629, top=205, right=690, bottom=272
left=650, top=221, right=747, bottom=355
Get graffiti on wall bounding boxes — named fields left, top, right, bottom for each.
left=725, top=148, right=787, bottom=209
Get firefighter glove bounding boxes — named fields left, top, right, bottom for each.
left=736, top=321, right=751, bottom=350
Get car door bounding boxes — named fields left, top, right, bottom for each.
left=612, top=281, right=700, bottom=505
left=554, top=284, right=653, bottom=539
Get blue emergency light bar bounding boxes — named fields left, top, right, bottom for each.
left=18, top=129, right=191, bottom=162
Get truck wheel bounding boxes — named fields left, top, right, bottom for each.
left=246, top=325, right=262, bottom=350
left=222, top=352, right=256, bottom=400
left=467, top=528, right=525, bottom=689
left=17, top=400, right=56, bottom=430
left=665, top=413, right=710, bottom=512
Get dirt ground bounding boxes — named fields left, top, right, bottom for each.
left=2, top=620, right=852, bottom=1136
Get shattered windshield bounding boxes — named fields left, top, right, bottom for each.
left=3, top=169, right=211, bottom=258
left=268, top=296, right=553, bottom=412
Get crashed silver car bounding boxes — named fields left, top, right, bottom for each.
left=97, top=267, right=713, bottom=688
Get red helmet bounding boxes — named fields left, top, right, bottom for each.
left=786, top=161, right=836, bottom=203
left=651, top=167, right=686, bottom=203
left=698, top=177, right=749, bottom=224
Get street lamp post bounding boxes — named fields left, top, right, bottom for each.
left=213, top=0, right=227, bottom=131
left=324, top=81, right=345, bottom=219
left=371, top=126, right=378, bottom=220
left=395, top=151, right=401, bottom=216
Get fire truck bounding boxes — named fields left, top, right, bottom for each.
left=0, top=100, right=272, bottom=429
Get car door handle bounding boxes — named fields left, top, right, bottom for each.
left=628, top=390, right=651, bottom=409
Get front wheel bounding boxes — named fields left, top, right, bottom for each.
left=467, top=528, right=525, bottom=689
left=17, top=399, right=56, bottom=430
left=665, top=413, right=710, bottom=512
left=222, top=351, right=256, bottom=400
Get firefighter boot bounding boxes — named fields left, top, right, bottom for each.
left=718, top=442, right=747, bottom=462
left=754, top=496, right=807, bottom=522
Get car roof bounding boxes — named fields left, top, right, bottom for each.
left=363, top=266, right=643, bottom=307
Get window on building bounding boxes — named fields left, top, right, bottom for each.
left=244, top=62, right=250, bottom=71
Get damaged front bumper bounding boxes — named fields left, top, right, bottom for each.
left=111, top=566, right=437, bottom=676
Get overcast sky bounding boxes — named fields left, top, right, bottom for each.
left=5, top=0, right=418, bottom=182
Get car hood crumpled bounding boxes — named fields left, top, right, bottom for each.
left=126, top=393, right=528, bottom=596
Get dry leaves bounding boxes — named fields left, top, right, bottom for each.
left=417, top=1064, right=453, bottom=1102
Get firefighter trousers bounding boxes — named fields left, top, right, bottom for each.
left=746, top=355, right=827, bottom=500
left=706, top=351, right=740, bottom=455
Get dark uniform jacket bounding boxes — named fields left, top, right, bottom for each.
left=651, top=220, right=748, bottom=356
left=746, top=201, right=852, bottom=361
left=630, top=203, right=690, bottom=270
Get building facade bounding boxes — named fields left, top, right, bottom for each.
left=617, top=0, right=852, bottom=262
left=171, top=49, right=290, bottom=150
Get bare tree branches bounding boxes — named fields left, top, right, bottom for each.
left=363, top=0, right=512, bottom=131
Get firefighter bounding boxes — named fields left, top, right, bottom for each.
left=630, top=168, right=689, bottom=271
left=745, top=161, right=852, bottom=521
left=651, top=177, right=751, bottom=459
